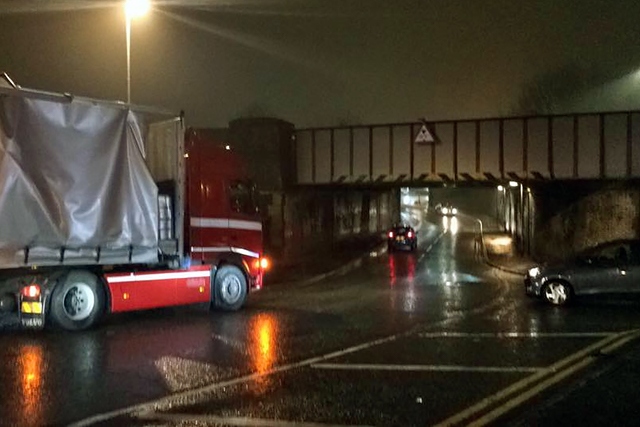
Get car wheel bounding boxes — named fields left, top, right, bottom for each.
left=214, top=265, right=248, bottom=311
left=387, top=243, right=394, bottom=253
left=50, top=271, right=106, bottom=331
left=542, top=281, right=572, bottom=306
left=411, top=242, right=417, bottom=251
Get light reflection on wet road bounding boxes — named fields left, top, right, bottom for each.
left=16, top=342, right=45, bottom=427
left=2, top=216, right=640, bottom=426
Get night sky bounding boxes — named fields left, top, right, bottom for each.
left=1, top=0, right=639, bottom=128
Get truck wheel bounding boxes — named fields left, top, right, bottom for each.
left=50, top=271, right=106, bottom=331
left=214, top=265, right=247, bottom=311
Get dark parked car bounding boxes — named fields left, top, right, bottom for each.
left=387, top=224, right=417, bottom=252
left=525, top=240, right=640, bottom=305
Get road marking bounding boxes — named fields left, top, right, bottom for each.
left=433, top=329, right=640, bottom=427
left=211, top=333, right=245, bottom=350
left=418, top=230, right=445, bottom=261
left=418, top=331, right=615, bottom=338
left=136, top=411, right=372, bottom=427
left=467, top=329, right=640, bottom=426
left=155, top=356, right=238, bottom=392
left=69, top=331, right=406, bottom=426
left=70, top=264, right=513, bottom=427
left=311, top=363, right=542, bottom=373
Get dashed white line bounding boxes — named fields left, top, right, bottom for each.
left=420, top=229, right=445, bottom=261
left=211, top=333, right=246, bottom=350
left=311, top=363, right=541, bottom=373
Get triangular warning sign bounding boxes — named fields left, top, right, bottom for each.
left=415, top=124, right=436, bottom=144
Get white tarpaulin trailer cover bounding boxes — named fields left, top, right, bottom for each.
left=0, top=94, right=160, bottom=268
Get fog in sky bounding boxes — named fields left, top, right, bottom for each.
left=1, top=0, right=639, bottom=128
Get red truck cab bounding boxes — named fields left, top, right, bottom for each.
left=85, top=128, right=267, bottom=326
left=185, top=129, right=265, bottom=292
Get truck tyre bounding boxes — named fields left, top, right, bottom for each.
left=214, top=265, right=247, bottom=311
left=50, top=271, right=106, bottom=331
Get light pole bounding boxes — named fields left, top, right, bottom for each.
left=124, top=0, right=150, bottom=104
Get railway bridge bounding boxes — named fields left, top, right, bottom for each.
left=216, top=111, right=640, bottom=262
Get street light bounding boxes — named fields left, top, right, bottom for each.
left=124, top=0, right=150, bottom=104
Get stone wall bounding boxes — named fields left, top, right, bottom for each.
left=534, top=183, right=640, bottom=261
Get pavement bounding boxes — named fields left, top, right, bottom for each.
left=484, top=252, right=537, bottom=276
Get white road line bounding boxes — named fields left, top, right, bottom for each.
left=211, top=334, right=245, bottom=351
left=69, top=332, right=407, bottom=427
left=467, top=329, right=640, bottom=426
left=418, top=332, right=616, bottom=338
left=311, top=363, right=542, bottom=373
left=136, top=411, right=372, bottom=427
left=69, top=273, right=511, bottom=427
left=418, top=230, right=445, bottom=261
left=433, top=329, right=640, bottom=427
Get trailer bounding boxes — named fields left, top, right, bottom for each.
left=0, top=73, right=267, bottom=331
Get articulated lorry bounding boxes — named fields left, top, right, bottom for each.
left=0, top=73, right=267, bottom=331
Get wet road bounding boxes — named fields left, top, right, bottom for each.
left=2, top=215, right=640, bottom=426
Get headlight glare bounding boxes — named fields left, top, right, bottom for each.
left=528, top=267, right=540, bottom=278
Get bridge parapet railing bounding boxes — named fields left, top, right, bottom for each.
left=295, top=110, right=640, bottom=185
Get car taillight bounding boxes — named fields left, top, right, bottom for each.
left=21, top=284, right=41, bottom=299
left=407, top=231, right=413, bottom=238
left=388, top=231, right=394, bottom=238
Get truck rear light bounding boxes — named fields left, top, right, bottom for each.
left=255, top=257, right=270, bottom=271
left=21, top=284, right=41, bottom=299
left=388, top=231, right=394, bottom=238
left=407, top=231, right=413, bottom=238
